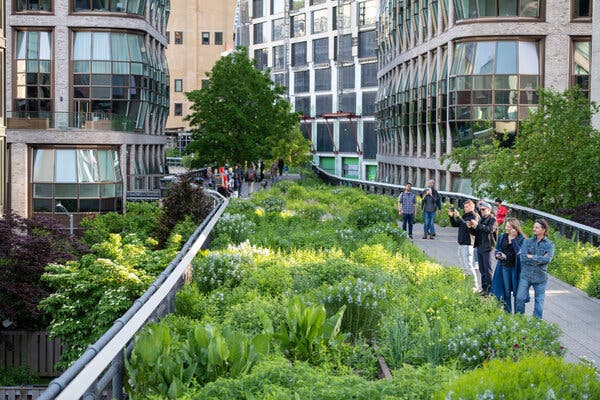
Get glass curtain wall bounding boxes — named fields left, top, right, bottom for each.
left=73, top=0, right=146, bottom=14
left=453, top=0, right=540, bottom=20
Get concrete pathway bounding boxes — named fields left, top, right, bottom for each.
left=410, top=223, right=600, bottom=366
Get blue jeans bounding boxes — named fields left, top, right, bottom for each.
left=501, top=265, right=518, bottom=313
left=423, top=211, right=436, bottom=235
left=515, top=276, right=547, bottom=319
left=402, top=213, right=414, bottom=237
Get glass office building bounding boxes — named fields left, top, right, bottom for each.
left=6, top=0, right=169, bottom=227
left=376, top=0, right=593, bottom=192
left=237, top=0, right=379, bottom=180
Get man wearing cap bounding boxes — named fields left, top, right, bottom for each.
left=398, top=182, right=417, bottom=239
left=467, top=201, right=498, bottom=295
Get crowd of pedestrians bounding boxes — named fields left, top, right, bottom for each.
left=397, top=181, right=554, bottom=319
left=202, top=158, right=287, bottom=198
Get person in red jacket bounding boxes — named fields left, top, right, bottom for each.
left=495, top=198, right=509, bottom=225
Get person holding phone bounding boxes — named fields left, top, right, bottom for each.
left=449, top=200, right=481, bottom=291
left=467, top=202, right=498, bottom=295
left=491, top=218, right=526, bottom=313
left=515, top=219, right=555, bottom=319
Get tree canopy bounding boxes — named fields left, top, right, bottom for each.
left=184, top=47, right=311, bottom=167
left=443, top=87, right=600, bottom=212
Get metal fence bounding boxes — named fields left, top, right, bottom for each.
left=37, top=190, right=228, bottom=400
left=313, top=165, right=600, bottom=246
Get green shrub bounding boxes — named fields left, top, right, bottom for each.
left=319, top=277, right=388, bottom=340
left=192, top=252, right=251, bottom=294
left=221, top=293, right=286, bottom=336
left=212, top=213, right=256, bottom=244
left=446, top=313, right=564, bottom=369
left=257, top=197, right=285, bottom=213
left=347, top=199, right=396, bottom=229
left=0, top=365, right=40, bottom=386
left=284, top=185, right=308, bottom=200
left=273, top=296, right=347, bottom=362
left=436, top=353, right=600, bottom=400
left=175, top=282, right=206, bottom=320
left=588, top=270, right=600, bottom=298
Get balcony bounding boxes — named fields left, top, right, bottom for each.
left=6, top=112, right=138, bottom=132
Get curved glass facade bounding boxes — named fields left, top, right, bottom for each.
left=73, top=0, right=147, bottom=15
left=72, top=31, right=169, bottom=130
left=32, top=148, right=123, bottom=214
left=453, top=0, right=540, bottom=20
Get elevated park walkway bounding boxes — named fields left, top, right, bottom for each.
left=36, top=166, right=599, bottom=399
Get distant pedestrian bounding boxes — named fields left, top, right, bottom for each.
left=449, top=200, right=481, bottom=291
left=246, top=162, right=256, bottom=195
left=421, top=188, right=437, bottom=239
left=467, top=201, right=498, bottom=295
left=425, top=179, right=442, bottom=236
left=491, top=218, right=526, bottom=313
left=259, top=160, right=265, bottom=181
left=495, top=198, right=509, bottom=226
left=278, top=157, right=284, bottom=176
left=270, top=161, right=278, bottom=184
left=515, top=219, right=554, bottom=319
left=397, top=182, right=417, bottom=239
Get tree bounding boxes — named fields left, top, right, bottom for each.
left=443, top=87, right=600, bottom=212
left=185, top=47, right=311, bottom=167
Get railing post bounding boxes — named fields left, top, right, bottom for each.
left=112, top=352, right=124, bottom=400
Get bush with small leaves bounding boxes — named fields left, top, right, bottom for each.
left=213, top=213, right=256, bottom=244
left=192, top=252, right=252, bottom=294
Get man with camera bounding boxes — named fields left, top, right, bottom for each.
left=449, top=200, right=481, bottom=291
left=466, top=202, right=498, bottom=295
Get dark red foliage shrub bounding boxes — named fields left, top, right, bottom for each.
left=0, top=214, right=88, bottom=330
left=154, top=177, right=214, bottom=246
left=556, top=203, right=600, bottom=230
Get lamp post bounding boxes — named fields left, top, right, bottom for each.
left=55, top=202, right=74, bottom=236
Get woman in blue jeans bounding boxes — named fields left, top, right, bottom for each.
left=491, top=218, right=525, bottom=313
left=515, top=219, right=555, bottom=319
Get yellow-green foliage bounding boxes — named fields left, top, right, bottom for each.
left=436, top=353, right=600, bottom=400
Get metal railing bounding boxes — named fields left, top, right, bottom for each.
left=38, top=190, right=228, bottom=400
left=6, top=111, right=138, bottom=132
left=313, top=165, right=600, bottom=246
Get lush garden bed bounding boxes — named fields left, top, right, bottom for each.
left=125, top=180, right=600, bottom=399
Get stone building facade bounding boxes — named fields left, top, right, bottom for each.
left=376, top=0, right=594, bottom=191
left=5, top=0, right=169, bottom=227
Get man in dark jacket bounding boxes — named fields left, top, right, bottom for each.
left=467, top=202, right=498, bottom=295
left=449, top=199, right=481, bottom=291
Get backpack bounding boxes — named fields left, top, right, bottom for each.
left=214, top=173, right=224, bottom=187
left=247, top=170, right=255, bottom=181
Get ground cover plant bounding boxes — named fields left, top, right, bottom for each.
left=126, top=178, right=589, bottom=399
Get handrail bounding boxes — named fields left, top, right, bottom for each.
left=38, top=190, right=228, bottom=400
left=312, top=165, right=600, bottom=246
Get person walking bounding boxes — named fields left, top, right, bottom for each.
left=270, top=161, right=278, bottom=184
left=421, top=188, right=437, bottom=239
left=397, top=182, right=417, bottom=239
left=246, top=162, right=256, bottom=195
left=515, top=219, right=555, bottom=319
left=449, top=200, right=481, bottom=291
left=259, top=160, right=265, bottom=182
left=494, top=198, right=509, bottom=226
left=491, top=218, right=526, bottom=313
left=467, top=201, right=498, bottom=295
left=426, top=180, right=442, bottom=236
left=278, top=157, right=285, bottom=177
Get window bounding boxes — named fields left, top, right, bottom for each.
left=291, top=13, right=306, bottom=37
left=290, top=0, right=304, bottom=11
left=312, top=9, right=328, bottom=34
left=339, top=92, right=356, bottom=113
left=254, top=23, right=265, bottom=44
left=253, top=0, right=264, bottom=17
left=201, top=79, right=210, bottom=89
left=333, top=3, right=351, bottom=30
left=254, top=48, right=268, bottom=71
left=292, top=42, right=307, bottom=66
left=571, top=39, right=591, bottom=98
left=362, top=91, right=376, bottom=116
left=166, top=31, right=170, bottom=44
left=361, top=62, right=377, bottom=87
left=72, top=0, right=146, bottom=14
left=358, top=0, right=377, bottom=26
left=202, top=32, right=210, bottom=45
left=315, top=68, right=331, bottom=91
left=294, top=96, right=311, bottom=115
left=272, top=18, right=285, bottom=41
left=336, top=34, right=352, bottom=61
left=574, top=0, right=592, bottom=18
left=174, top=31, right=183, bottom=44
left=454, top=0, right=541, bottom=20
left=15, top=31, right=52, bottom=115
left=174, top=103, right=183, bottom=116
left=338, top=65, right=355, bottom=89
left=273, top=45, right=285, bottom=69
left=273, top=73, right=287, bottom=88
left=17, top=0, right=51, bottom=11
left=313, top=38, right=329, bottom=64
left=174, top=79, right=183, bottom=92
left=215, top=32, right=223, bottom=45
left=271, top=0, right=284, bottom=14
left=358, top=30, right=376, bottom=58
left=294, top=70, right=310, bottom=93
